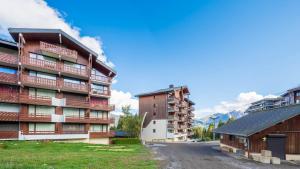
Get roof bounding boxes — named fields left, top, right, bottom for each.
left=251, top=97, right=282, bottom=105
left=8, top=28, right=116, bottom=77
left=135, top=85, right=189, bottom=97
left=214, top=104, right=300, bottom=137
left=185, top=98, right=195, bottom=105
left=0, top=38, right=18, bottom=49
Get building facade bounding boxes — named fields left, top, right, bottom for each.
left=0, top=28, right=116, bottom=144
left=245, top=97, right=283, bottom=114
left=136, top=85, right=195, bottom=142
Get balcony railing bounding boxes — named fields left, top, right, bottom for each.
left=168, top=115, right=178, bottom=121
left=19, top=114, right=52, bottom=122
left=63, top=64, right=89, bottom=78
left=188, top=107, right=195, bottom=111
left=0, top=112, right=19, bottom=121
left=168, top=106, right=179, bottom=112
left=19, top=94, right=52, bottom=106
left=40, top=41, right=77, bottom=61
left=89, top=103, right=115, bottom=111
left=0, top=72, right=17, bottom=84
left=91, top=74, right=111, bottom=84
left=62, top=81, right=88, bottom=93
left=65, top=97, right=89, bottom=108
left=22, top=74, right=57, bottom=89
left=22, top=56, right=59, bottom=72
left=89, top=131, right=115, bottom=138
left=0, top=90, right=19, bottom=103
left=0, top=131, right=18, bottom=139
left=0, top=52, right=18, bottom=66
left=65, top=116, right=114, bottom=124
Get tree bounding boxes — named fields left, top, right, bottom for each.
left=218, top=120, right=225, bottom=128
left=117, top=105, right=142, bottom=138
left=192, top=126, right=203, bottom=139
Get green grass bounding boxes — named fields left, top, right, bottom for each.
left=0, top=141, right=157, bottom=169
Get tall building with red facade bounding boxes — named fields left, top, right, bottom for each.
left=0, top=28, right=116, bottom=144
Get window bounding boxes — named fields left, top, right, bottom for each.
left=30, top=53, right=56, bottom=62
left=29, top=123, right=55, bottom=133
left=91, top=84, right=108, bottom=94
left=29, top=105, right=55, bottom=116
left=64, top=61, right=86, bottom=70
left=153, top=129, right=156, bottom=133
left=29, top=71, right=56, bottom=80
left=229, top=135, right=235, bottom=141
left=90, top=124, right=108, bottom=132
left=0, top=66, right=16, bottom=74
left=153, top=121, right=156, bottom=124
left=90, top=110, right=108, bottom=119
left=62, top=124, right=85, bottom=132
left=153, top=112, right=156, bottom=116
left=153, top=103, right=157, bottom=108
left=64, top=77, right=85, bottom=85
left=29, top=88, right=56, bottom=98
left=63, top=108, right=85, bottom=118
left=153, top=96, right=156, bottom=99
left=296, top=92, right=300, bottom=97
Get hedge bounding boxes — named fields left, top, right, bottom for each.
left=111, top=138, right=141, bottom=145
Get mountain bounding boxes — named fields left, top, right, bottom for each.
left=193, top=110, right=245, bottom=128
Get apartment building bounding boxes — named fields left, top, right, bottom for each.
left=0, top=28, right=116, bottom=144
left=136, top=85, right=195, bottom=142
left=245, top=97, right=283, bottom=114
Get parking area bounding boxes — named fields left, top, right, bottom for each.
left=147, top=142, right=300, bottom=169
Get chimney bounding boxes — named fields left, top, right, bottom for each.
left=169, top=84, right=174, bottom=88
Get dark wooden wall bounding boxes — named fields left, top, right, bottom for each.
left=139, top=93, right=167, bottom=127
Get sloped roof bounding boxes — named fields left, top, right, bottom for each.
left=135, top=85, right=189, bottom=97
left=0, top=38, right=18, bottom=49
left=214, top=104, right=300, bottom=137
left=8, top=28, right=116, bottom=77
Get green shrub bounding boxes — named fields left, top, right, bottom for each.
left=112, top=138, right=141, bottom=145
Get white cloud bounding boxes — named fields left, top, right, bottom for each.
left=110, top=90, right=138, bottom=115
left=0, top=0, right=113, bottom=66
left=195, top=92, right=278, bottom=118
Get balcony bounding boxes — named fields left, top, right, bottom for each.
left=62, top=64, right=89, bottom=80
left=40, top=41, right=77, bottom=62
left=167, top=123, right=177, bottom=128
left=61, top=81, right=88, bottom=94
left=90, top=103, right=115, bottom=111
left=0, top=90, right=19, bottom=103
left=19, top=94, right=52, bottom=106
left=22, top=130, right=56, bottom=135
left=167, top=97, right=178, bottom=104
left=22, top=74, right=58, bottom=90
left=65, top=97, right=89, bottom=108
left=0, top=131, right=18, bottom=139
left=178, top=125, right=187, bottom=129
left=0, top=72, right=17, bottom=85
left=21, top=56, right=59, bottom=74
left=90, top=89, right=110, bottom=97
left=178, top=117, right=186, bottom=122
left=89, top=131, right=115, bottom=138
left=0, top=112, right=19, bottom=121
left=188, top=107, right=195, bottom=111
left=19, top=114, right=52, bottom=122
left=0, top=52, right=18, bottom=67
left=168, top=115, right=178, bottom=121
left=168, top=106, right=179, bottom=112
left=91, top=74, right=111, bottom=85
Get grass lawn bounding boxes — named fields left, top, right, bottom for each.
left=0, top=141, right=157, bottom=169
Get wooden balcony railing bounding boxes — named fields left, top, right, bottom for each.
left=65, top=98, right=89, bottom=108
left=0, top=52, right=18, bottom=66
left=91, top=74, right=111, bottom=84
left=19, top=94, right=52, bottom=106
left=21, top=56, right=59, bottom=72
left=0, top=112, right=19, bottom=121
left=0, top=131, right=18, bottom=139
left=89, top=103, right=115, bottom=111
left=0, top=90, right=19, bottom=103
left=0, top=72, right=17, bottom=84
left=62, top=81, right=88, bottom=93
left=19, top=114, right=52, bottom=122
left=22, top=74, right=57, bottom=89
left=40, top=41, right=77, bottom=61
left=63, top=64, right=89, bottom=77
left=89, top=131, right=115, bottom=138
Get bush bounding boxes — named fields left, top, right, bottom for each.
left=112, top=138, right=141, bottom=145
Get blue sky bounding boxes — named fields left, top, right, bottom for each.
left=1, top=0, right=300, bottom=117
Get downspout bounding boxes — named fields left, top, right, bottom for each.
left=140, top=111, right=148, bottom=144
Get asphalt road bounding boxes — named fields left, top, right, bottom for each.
left=148, top=142, right=299, bottom=169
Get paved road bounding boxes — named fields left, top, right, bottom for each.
left=148, top=142, right=299, bottom=169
